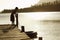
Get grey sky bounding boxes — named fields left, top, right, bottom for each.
left=0, top=0, right=57, bottom=11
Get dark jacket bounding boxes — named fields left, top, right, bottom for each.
left=10, top=13, right=15, bottom=22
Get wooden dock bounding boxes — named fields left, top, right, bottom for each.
left=0, top=24, right=31, bottom=40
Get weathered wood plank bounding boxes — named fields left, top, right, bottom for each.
left=0, top=24, right=31, bottom=40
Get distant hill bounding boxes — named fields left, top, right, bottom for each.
left=1, top=0, right=60, bottom=13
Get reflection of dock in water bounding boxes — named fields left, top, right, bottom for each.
left=0, top=24, right=31, bottom=40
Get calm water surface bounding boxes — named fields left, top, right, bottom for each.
left=0, top=12, right=60, bottom=40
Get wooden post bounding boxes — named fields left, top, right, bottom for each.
left=21, top=26, right=25, bottom=32
left=39, top=37, right=42, bottom=40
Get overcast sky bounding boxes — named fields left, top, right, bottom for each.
left=0, top=0, right=56, bottom=11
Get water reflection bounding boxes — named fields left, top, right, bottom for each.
left=19, top=12, right=60, bottom=40
left=0, top=12, right=60, bottom=40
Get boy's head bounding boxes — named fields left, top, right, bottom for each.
left=15, top=7, right=18, bottom=11
left=15, top=7, right=18, bottom=10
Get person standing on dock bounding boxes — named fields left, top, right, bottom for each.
left=3, top=7, right=19, bottom=33
left=10, top=7, right=18, bottom=27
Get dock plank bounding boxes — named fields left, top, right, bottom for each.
left=0, top=24, right=31, bottom=40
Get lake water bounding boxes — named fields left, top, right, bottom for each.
left=0, top=12, right=60, bottom=40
